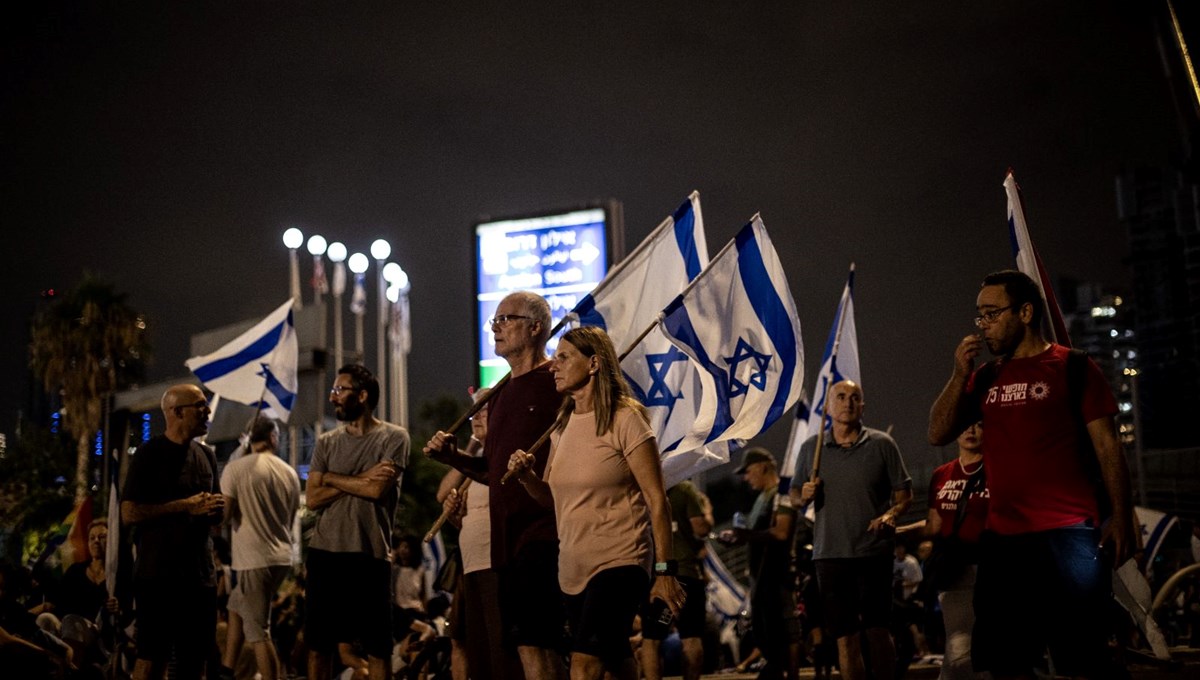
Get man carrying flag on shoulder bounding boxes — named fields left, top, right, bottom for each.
left=928, top=270, right=1134, bottom=680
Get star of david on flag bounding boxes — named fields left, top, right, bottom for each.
left=658, top=216, right=804, bottom=455
left=185, top=299, right=299, bottom=422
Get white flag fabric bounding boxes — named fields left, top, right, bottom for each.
left=782, top=268, right=860, bottom=489
left=658, top=216, right=804, bottom=456
left=567, top=192, right=725, bottom=485
left=104, top=482, right=120, bottom=596
left=1005, top=170, right=1071, bottom=346
left=185, top=299, right=299, bottom=423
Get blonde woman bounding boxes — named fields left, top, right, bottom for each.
left=508, top=326, right=685, bottom=680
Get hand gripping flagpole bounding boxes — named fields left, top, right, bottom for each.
left=499, top=226, right=742, bottom=486
left=810, top=263, right=855, bottom=481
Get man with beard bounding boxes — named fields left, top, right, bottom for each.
left=121, top=384, right=224, bottom=680
left=928, top=270, right=1134, bottom=680
left=305, top=364, right=410, bottom=680
left=425, top=291, right=565, bottom=680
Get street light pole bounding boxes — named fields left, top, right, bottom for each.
left=348, top=253, right=370, bottom=365
left=370, top=239, right=391, bottom=420
left=384, top=263, right=411, bottom=428
left=328, top=242, right=348, bottom=370
left=282, top=228, right=304, bottom=309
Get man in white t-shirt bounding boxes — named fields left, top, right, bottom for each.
left=218, top=416, right=300, bottom=680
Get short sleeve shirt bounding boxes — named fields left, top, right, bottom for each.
left=220, top=451, right=300, bottom=570
left=966, top=344, right=1117, bottom=534
left=668, top=482, right=707, bottom=580
left=794, top=427, right=911, bottom=560
left=927, top=459, right=988, bottom=544
left=308, top=421, right=410, bottom=560
left=546, top=406, right=655, bottom=595
left=121, top=436, right=218, bottom=585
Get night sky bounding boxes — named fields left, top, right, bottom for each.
left=3, top=2, right=1180, bottom=475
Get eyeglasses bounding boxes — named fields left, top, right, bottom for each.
left=973, top=305, right=1015, bottom=328
left=177, top=400, right=208, bottom=411
left=329, top=385, right=359, bottom=396
left=488, top=314, right=532, bottom=328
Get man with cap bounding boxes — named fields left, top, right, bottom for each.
left=719, top=447, right=799, bottom=680
left=791, top=380, right=912, bottom=680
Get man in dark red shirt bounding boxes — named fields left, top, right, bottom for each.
left=425, top=291, right=565, bottom=680
left=928, top=270, right=1134, bottom=680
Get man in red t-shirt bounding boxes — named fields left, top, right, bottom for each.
left=928, top=270, right=1134, bottom=680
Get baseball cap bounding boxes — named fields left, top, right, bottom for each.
left=733, top=447, right=775, bottom=474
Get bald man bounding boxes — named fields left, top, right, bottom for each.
left=792, top=380, right=912, bottom=680
left=121, top=384, right=225, bottom=680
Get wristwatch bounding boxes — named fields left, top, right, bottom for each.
left=653, top=560, right=678, bottom=576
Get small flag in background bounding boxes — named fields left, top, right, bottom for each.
left=185, top=299, right=299, bottom=422
left=781, top=267, right=860, bottom=490
left=1005, top=170, right=1070, bottom=346
left=351, top=272, right=367, bottom=316
left=658, top=216, right=805, bottom=460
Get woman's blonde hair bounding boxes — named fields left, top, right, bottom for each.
left=555, top=326, right=647, bottom=436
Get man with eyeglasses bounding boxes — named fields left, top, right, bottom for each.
left=121, top=383, right=224, bottom=680
left=424, top=291, right=566, bottom=680
left=928, top=269, right=1133, bottom=680
left=305, top=364, right=410, bottom=680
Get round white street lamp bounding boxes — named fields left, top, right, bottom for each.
left=348, top=253, right=370, bottom=274
left=327, top=241, right=347, bottom=263
left=282, top=228, right=304, bottom=308
left=307, top=234, right=328, bottom=256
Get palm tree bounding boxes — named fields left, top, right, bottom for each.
left=29, top=275, right=150, bottom=503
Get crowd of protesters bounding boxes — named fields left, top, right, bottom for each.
left=0, top=272, right=1155, bottom=680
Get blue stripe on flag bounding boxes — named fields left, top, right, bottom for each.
left=572, top=294, right=607, bottom=330
left=263, top=363, right=297, bottom=410
left=672, top=201, right=702, bottom=281
left=660, top=299, right=735, bottom=444
left=735, top=227, right=798, bottom=428
left=192, top=321, right=285, bottom=382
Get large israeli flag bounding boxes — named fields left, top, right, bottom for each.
left=1006, top=170, right=1071, bottom=346
left=781, top=267, right=860, bottom=489
left=185, top=299, right=299, bottom=422
left=658, top=216, right=804, bottom=455
left=567, top=193, right=727, bottom=484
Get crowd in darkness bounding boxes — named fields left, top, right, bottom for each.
left=0, top=271, right=1147, bottom=680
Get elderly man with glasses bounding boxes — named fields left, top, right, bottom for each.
left=121, top=383, right=225, bottom=680
left=928, top=269, right=1134, bottom=680
left=425, top=291, right=566, bottom=680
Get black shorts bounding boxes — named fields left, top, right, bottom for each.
left=815, top=555, right=892, bottom=638
left=563, top=565, right=648, bottom=664
left=641, top=576, right=707, bottom=640
left=498, top=541, right=566, bottom=651
left=133, top=579, right=216, bottom=675
left=305, top=548, right=393, bottom=659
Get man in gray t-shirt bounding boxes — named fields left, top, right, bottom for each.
left=792, top=380, right=912, bottom=680
left=305, top=364, right=410, bottom=680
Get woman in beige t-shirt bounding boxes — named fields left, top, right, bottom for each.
left=508, top=326, right=685, bottom=680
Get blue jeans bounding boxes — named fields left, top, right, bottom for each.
left=972, top=524, right=1116, bottom=678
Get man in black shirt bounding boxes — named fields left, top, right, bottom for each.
left=121, top=383, right=225, bottom=680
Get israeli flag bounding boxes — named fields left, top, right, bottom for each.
left=1006, top=170, right=1071, bottom=346
left=658, top=216, right=804, bottom=455
left=782, top=267, right=860, bottom=489
left=703, top=546, right=747, bottom=620
left=568, top=192, right=727, bottom=485
left=185, top=299, right=299, bottom=423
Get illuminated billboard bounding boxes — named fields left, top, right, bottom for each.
left=474, top=202, right=623, bottom=387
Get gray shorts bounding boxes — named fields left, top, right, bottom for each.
left=228, top=565, right=290, bottom=642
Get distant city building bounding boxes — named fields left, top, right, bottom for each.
left=1059, top=281, right=1138, bottom=447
